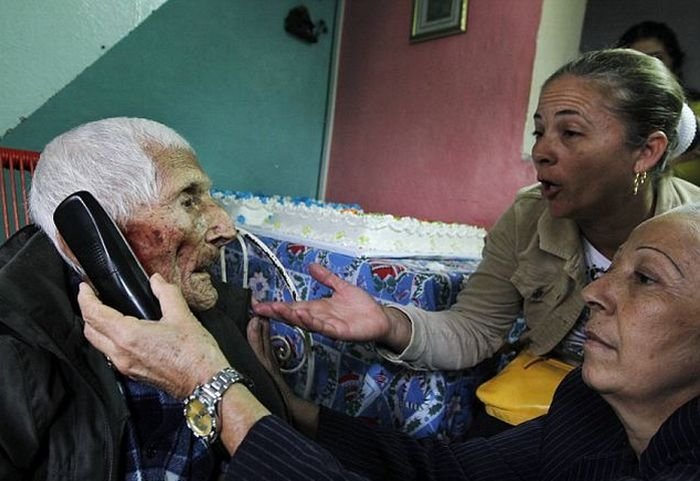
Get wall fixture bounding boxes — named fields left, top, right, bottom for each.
left=411, top=0, right=469, bottom=43
left=284, top=5, right=327, bottom=44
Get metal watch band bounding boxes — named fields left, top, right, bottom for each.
left=202, top=367, right=251, bottom=400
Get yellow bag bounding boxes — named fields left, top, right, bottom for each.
left=475, top=350, right=575, bottom=425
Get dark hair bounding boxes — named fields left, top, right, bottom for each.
left=544, top=48, right=685, bottom=173
left=616, top=21, right=685, bottom=78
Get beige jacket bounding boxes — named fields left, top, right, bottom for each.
left=381, top=176, right=700, bottom=370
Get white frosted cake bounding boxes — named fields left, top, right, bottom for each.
left=213, top=190, right=486, bottom=259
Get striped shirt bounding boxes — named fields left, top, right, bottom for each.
left=228, top=369, right=700, bottom=480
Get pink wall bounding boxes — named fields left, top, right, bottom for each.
left=326, top=0, right=540, bottom=228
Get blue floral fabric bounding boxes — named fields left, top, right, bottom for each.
left=218, top=236, right=490, bottom=441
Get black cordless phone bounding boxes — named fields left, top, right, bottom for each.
left=53, top=191, right=162, bottom=320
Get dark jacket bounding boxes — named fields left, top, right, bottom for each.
left=0, top=226, right=288, bottom=481
left=228, top=369, right=700, bottom=480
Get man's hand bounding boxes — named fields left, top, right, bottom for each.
left=78, top=272, right=228, bottom=399
left=80, top=273, right=270, bottom=455
left=251, top=263, right=413, bottom=352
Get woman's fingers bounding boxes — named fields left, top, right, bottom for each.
left=308, top=263, right=348, bottom=292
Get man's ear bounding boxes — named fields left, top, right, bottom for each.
left=634, top=130, right=668, bottom=173
left=56, top=233, right=81, bottom=268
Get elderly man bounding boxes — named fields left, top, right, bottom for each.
left=0, top=118, right=288, bottom=480
left=79, top=203, right=700, bottom=480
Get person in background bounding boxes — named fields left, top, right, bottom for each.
left=617, top=20, right=700, bottom=184
left=616, top=21, right=700, bottom=105
left=252, top=48, right=700, bottom=428
left=79, top=202, right=700, bottom=480
left=0, top=117, right=288, bottom=480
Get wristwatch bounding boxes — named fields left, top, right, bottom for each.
left=183, top=366, right=253, bottom=445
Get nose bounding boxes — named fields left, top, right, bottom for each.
left=581, top=272, right=614, bottom=318
left=204, top=199, right=237, bottom=247
left=531, top=135, right=556, bottom=167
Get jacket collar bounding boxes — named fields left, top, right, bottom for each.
left=537, top=211, right=581, bottom=260
left=0, top=226, right=81, bottom=359
left=0, top=226, right=128, bottom=422
left=653, top=173, right=687, bottom=215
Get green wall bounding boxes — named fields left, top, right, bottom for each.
left=0, top=0, right=168, bottom=137
left=2, top=0, right=338, bottom=198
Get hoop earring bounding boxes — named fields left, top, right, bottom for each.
left=633, top=171, right=647, bottom=196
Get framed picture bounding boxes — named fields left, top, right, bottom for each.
left=410, top=0, right=468, bottom=43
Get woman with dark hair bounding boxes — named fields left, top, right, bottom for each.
left=616, top=21, right=700, bottom=104
left=617, top=21, right=700, bottom=185
left=617, top=21, right=688, bottom=81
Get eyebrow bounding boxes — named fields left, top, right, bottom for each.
left=533, top=109, right=583, bottom=121
left=166, top=179, right=210, bottom=204
left=636, top=245, right=685, bottom=278
left=181, top=175, right=212, bottom=193
left=182, top=182, right=203, bottom=194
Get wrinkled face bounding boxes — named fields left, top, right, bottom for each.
left=532, top=75, right=640, bottom=221
left=629, top=38, right=674, bottom=72
left=581, top=213, right=700, bottom=406
left=123, top=148, right=236, bottom=311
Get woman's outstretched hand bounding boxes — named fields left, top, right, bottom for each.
left=251, top=263, right=413, bottom=353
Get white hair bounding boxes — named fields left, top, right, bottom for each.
left=29, top=117, right=193, bottom=256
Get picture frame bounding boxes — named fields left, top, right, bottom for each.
left=410, top=0, right=468, bottom=43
